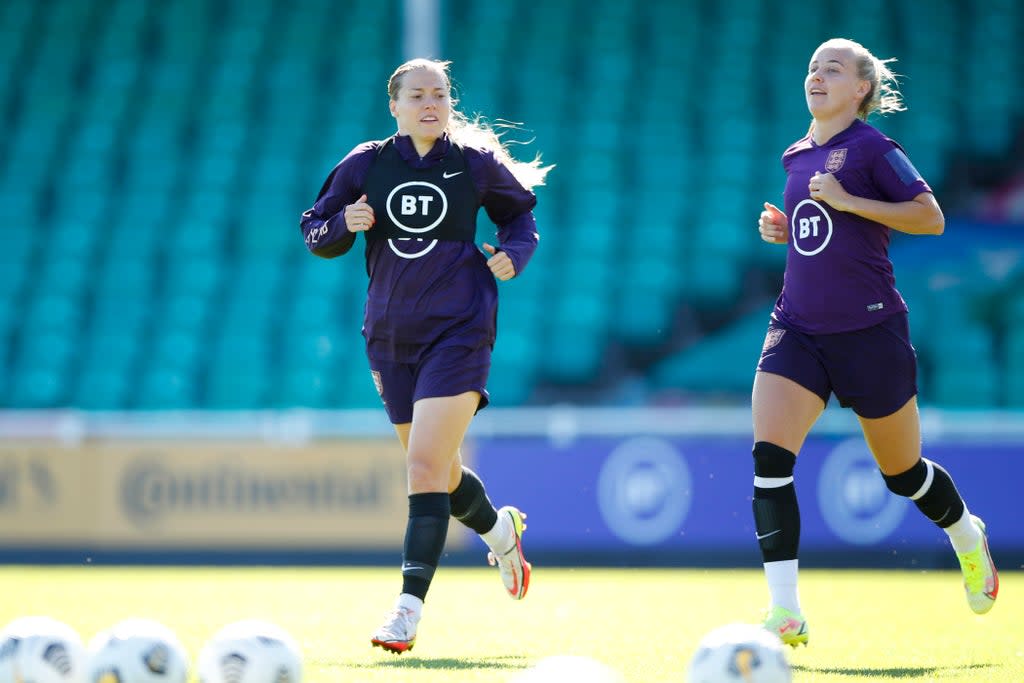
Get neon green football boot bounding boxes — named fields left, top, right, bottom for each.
left=762, top=606, right=809, bottom=648
left=487, top=506, right=531, bottom=600
left=956, top=515, right=999, bottom=615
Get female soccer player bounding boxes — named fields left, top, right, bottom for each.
left=300, top=58, right=551, bottom=654
left=752, top=38, right=998, bottom=647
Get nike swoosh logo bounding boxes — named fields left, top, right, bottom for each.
left=442, top=171, right=463, bottom=178
left=401, top=563, right=425, bottom=572
left=756, top=529, right=782, bottom=540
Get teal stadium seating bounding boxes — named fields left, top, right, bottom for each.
left=1003, top=295, right=1024, bottom=407
left=0, top=0, right=1020, bottom=410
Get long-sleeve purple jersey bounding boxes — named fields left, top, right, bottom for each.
left=300, top=133, right=539, bottom=362
left=774, top=119, right=931, bottom=334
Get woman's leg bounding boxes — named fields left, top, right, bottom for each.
left=859, top=396, right=998, bottom=614
left=372, top=392, right=480, bottom=653
left=752, top=371, right=824, bottom=645
left=399, top=423, right=504, bottom=552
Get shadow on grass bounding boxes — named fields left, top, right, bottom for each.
left=350, top=654, right=528, bottom=671
left=793, top=662, right=995, bottom=678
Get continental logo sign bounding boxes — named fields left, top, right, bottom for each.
left=119, top=457, right=396, bottom=526
left=0, top=440, right=466, bottom=549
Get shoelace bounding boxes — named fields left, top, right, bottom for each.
left=488, top=543, right=517, bottom=566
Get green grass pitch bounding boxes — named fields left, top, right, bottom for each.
left=1, top=565, right=1020, bottom=681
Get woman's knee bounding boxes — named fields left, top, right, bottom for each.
left=406, top=455, right=451, bottom=492
left=752, top=372, right=823, bottom=452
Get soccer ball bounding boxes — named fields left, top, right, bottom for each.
left=197, top=619, right=302, bottom=683
left=86, top=618, right=189, bottom=683
left=0, top=615, right=86, bottom=683
left=687, top=623, right=791, bottom=683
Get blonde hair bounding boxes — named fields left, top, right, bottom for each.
left=387, top=59, right=552, bottom=190
left=817, top=38, right=905, bottom=119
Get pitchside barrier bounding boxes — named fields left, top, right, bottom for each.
left=0, top=407, right=1019, bottom=567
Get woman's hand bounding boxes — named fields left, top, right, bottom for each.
left=808, top=172, right=852, bottom=211
left=758, top=202, right=788, bottom=244
left=482, top=243, right=515, bottom=281
left=345, top=194, right=375, bottom=232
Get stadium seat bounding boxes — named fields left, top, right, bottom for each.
left=283, top=294, right=336, bottom=332
left=72, top=368, right=129, bottom=410
left=78, top=330, right=139, bottom=372
left=1003, top=311, right=1024, bottom=406
left=20, top=292, right=81, bottom=333
left=159, top=294, right=212, bottom=334
left=132, top=367, right=192, bottom=410
left=538, top=320, right=607, bottom=386
left=929, top=364, right=1000, bottom=408
left=490, top=327, right=538, bottom=405
left=7, top=368, right=66, bottom=408
left=201, top=328, right=272, bottom=409
left=204, top=367, right=270, bottom=410
left=92, top=257, right=155, bottom=298
left=0, top=295, right=18, bottom=338
left=165, top=259, right=223, bottom=297
left=335, top=364, right=383, bottom=410
left=152, top=332, right=203, bottom=373
left=651, top=305, right=770, bottom=397
left=0, top=217, right=32, bottom=267
left=275, top=368, right=330, bottom=409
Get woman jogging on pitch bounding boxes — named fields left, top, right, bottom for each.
left=300, top=58, right=551, bottom=654
left=751, top=38, right=998, bottom=647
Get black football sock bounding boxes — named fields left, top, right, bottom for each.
left=401, top=492, right=450, bottom=600
left=752, top=441, right=800, bottom=562
left=449, top=466, right=499, bottom=534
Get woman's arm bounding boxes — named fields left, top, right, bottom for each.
left=299, top=144, right=378, bottom=257
left=810, top=172, right=944, bottom=235
left=469, top=148, right=540, bottom=275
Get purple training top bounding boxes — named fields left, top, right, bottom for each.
left=300, top=133, right=538, bottom=362
left=774, top=118, right=931, bottom=334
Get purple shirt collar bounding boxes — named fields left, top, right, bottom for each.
left=392, top=132, right=451, bottom=166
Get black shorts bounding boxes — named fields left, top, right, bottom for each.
left=368, top=342, right=491, bottom=424
left=756, top=313, right=918, bottom=419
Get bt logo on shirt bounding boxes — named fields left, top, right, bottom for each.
left=385, top=181, right=449, bottom=259
left=399, top=194, right=435, bottom=216
left=789, top=198, right=834, bottom=256
left=386, top=181, right=448, bottom=232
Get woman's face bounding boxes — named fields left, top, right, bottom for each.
left=805, top=46, right=869, bottom=120
left=390, top=67, right=451, bottom=143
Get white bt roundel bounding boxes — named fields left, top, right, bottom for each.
left=790, top=198, right=833, bottom=256
left=817, top=438, right=907, bottom=544
left=597, top=437, right=692, bottom=545
left=385, top=181, right=448, bottom=259
left=385, top=181, right=448, bottom=233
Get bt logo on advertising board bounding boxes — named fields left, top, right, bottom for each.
left=817, top=439, right=907, bottom=545
left=597, top=437, right=692, bottom=546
